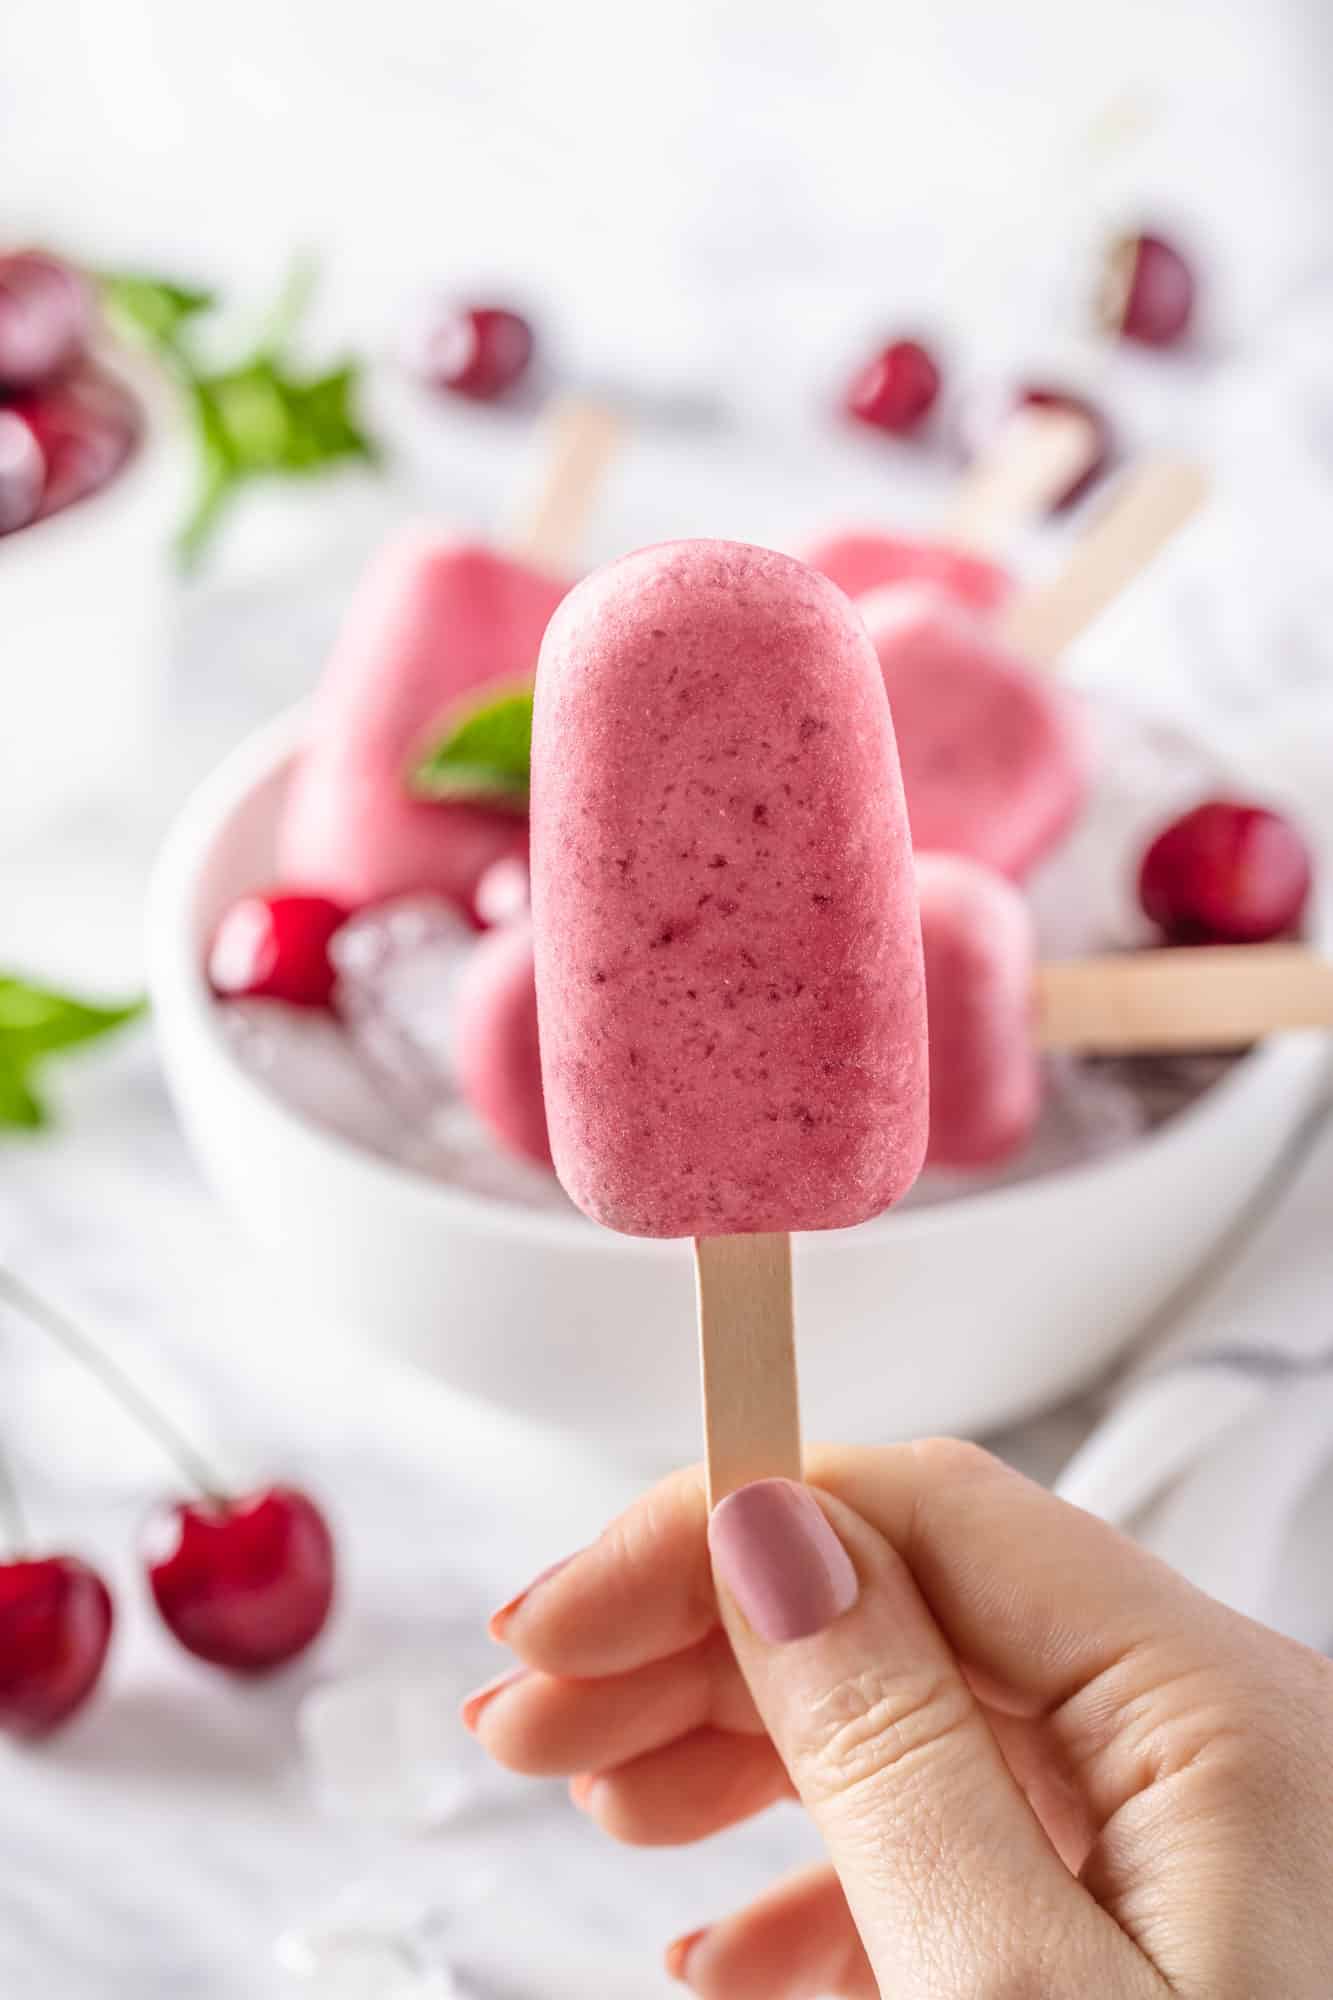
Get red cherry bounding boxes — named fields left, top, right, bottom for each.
left=844, top=338, right=941, bottom=436
left=1102, top=231, right=1196, bottom=348
left=0, top=409, right=45, bottom=534
left=7, top=365, right=141, bottom=522
left=1138, top=800, right=1313, bottom=946
left=411, top=304, right=535, bottom=401
left=143, top=1485, right=335, bottom=1674
left=208, top=891, right=351, bottom=1008
left=0, top=252, right=90, bottom=389
left=1016, top=386, right=1111, bottom=509
left=0, top=1556, right=113, bottom=1739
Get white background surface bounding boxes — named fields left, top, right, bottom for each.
left=2, top=2, right=1333, bottom=1993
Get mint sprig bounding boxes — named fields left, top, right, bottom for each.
left=411, top=686, right=534, bottom=808
left=0, top=977, right=146, bottom=1131
left=99, top=262, right=377, bottom=569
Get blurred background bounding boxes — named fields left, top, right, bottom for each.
left=2, top=3, right=1332, bottom=1994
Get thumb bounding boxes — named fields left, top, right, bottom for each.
left=707, top=1478, right=1159, bottom=2000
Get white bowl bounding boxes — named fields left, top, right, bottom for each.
left=149, top=709, right=1330, bottom=1463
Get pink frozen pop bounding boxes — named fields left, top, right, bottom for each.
left=531, top=539, right=928, bottom=1237
left=863, top=586, right=1092, bottom=880
left=452, top=921, right=550, bottom=1167
left=918, top=850, right=1333, bottom=1171
left=278, top=529, right=566, bottom=914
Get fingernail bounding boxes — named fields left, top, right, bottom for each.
left=664, top=1927, right=709, bottom=1984
left=569, top=1772, right=599, bottom=1811
left=488, top=1550, right=581, bottom=1641
left=708, top=1478, right=857, bottom=1643
left=459, top=1664, right=529, bottom=1733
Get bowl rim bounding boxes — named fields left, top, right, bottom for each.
left=148, top=702, right=1316, bottom=1261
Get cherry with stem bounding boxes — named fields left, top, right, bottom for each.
left=0, top=1267, right=336, bottom=1675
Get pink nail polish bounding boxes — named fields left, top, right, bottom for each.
left=488, top=1550, right=580, bottom=1641
left=459, top=1664, right=529, bottom=1732
left=665, top=1927, right=709, bottom=1984
left=708, top=1479, right=857, bottom=1643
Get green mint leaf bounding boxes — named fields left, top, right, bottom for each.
left=411, top=687, right=534, bottom=805
left=100, top=271, right=216, bottom=356
left=174, top=358, right=375, bottom=569
left=0, top=978, right=145, bottom=1064
left=100, top=257, right=381, bottom=571
left=0, top=1048, right=45, bottom=1131
left=0, top=977, right=144, bottom=1134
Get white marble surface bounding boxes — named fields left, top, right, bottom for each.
left=3, top=2, right=1333, bottom=1991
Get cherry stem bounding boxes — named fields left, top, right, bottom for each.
left=0, top=1431, right=28, bottom=1557
left=0, top=1268, right=228, bottom=1504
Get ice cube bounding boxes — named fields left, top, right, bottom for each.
left=332, top=896, right=476, bottom=1110
left=299, top=1655, right=502, bottom=1831
left=220, top=1002, right=409, bottom=1163
left=274, top=1925, right=427, bottom=1999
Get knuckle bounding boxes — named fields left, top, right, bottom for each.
left=790, top=1662, right=975, bottom=1807
left=908, top=1435, right=1001, bottom=1488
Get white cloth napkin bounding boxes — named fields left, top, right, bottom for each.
left=1055, top=1073, right=1333, bottom=1648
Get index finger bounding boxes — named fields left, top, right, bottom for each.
left=492, top=1463, right=713, bottom=1676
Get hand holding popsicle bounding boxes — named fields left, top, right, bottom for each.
left=469, top=1444, right=1333, bottom=1998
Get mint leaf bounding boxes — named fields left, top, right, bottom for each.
left=412, top=687, right=534, bottom=806
left=0, top=978, right=146, bottom=1131
left=98, top=260, right=381, bottom=570
left=100, top=272, right=216, bottom=356
left=0, top=1050, right=44, bottom=1131
left=175, top=357, right=375, bottom=567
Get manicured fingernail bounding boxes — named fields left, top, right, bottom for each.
left=569, top=1772, right=600, bottom=1811
left=664, top=1927, right=709, bottom=1984
left=708, top=1478, right=857, bottom=1643
left=488, top=1550, right=581, bottom=1641
left=459, top=1664, right=529, bottom=1733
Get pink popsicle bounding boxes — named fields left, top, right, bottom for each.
left=804, top=531, right=1011, bottom=614
left=452, top=921, right=551, bottom=1167
left=862, top=585, right=1091, bottom=880
left=278, top=527, right=567, bottom=913
left=916, top=852, right=1041, bottom=1169
left=531, top=539, right=929, bottom=1239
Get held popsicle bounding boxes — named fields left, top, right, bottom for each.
left=531, top=541, right=929, bottom=1498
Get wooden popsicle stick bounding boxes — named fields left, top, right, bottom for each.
left=695, top=1233, right=801, bottom=1508
left=512, top=393, right=622, bottom=574
left=1001, top=458, right=1209, bottom=666
left=941, top=404, right=1102, bottom=553
left=1034, top=945, right=1333, bottom=1054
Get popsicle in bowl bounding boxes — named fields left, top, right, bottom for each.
left=804, top=400, right=1100, bottom=612
left=277, top=397, right=619, bottom=916
left=918, top=851, right=1333, bottom=1170
left=531, top=540, right=929, bottom=1498
left=860, top=459, right=1210, bottom=880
